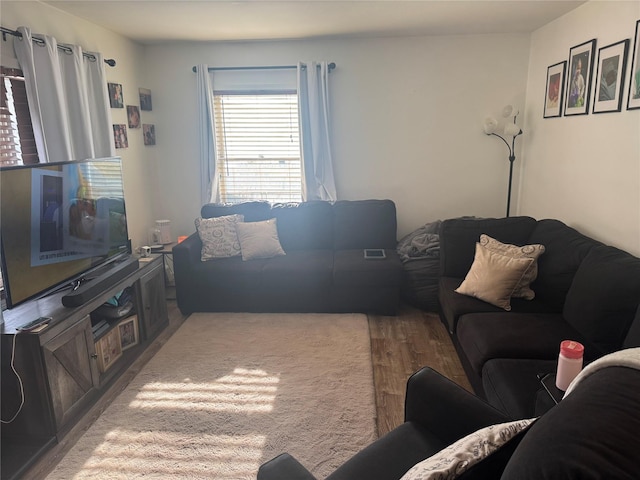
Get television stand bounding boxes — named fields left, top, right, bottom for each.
left=61, top=256, right=140, bottom=307
left=1, top=255, right=168, bottom=480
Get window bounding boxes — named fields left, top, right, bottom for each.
left=0, top=67, right=38, bottom=166
left=213, top=92, right=302, bottom=203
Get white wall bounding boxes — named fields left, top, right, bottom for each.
left=522, top=1, right=640, bottom=256
left=142, top=34, right=531, bottom=239
left=1, top=1, right=154, bottom=249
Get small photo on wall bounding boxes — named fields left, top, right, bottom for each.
left=593, top=39, right=630, bottom=114
left=113, top=124, right=128, bottom=149
left=544, top=61, right=566, bottom=118
left=139, top=88, right=152, bottom=111
left=143, top=124, right=156, bottom=146
left=108, top=82, right=124, bottom=108
left=627, top=20, right=640, bottom=110
left=565, top=39, right=596, bottom=116
left=127, top=105, right=140, bottom=128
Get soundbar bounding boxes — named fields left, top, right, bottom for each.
left=62, top=257, right=140, bottom=307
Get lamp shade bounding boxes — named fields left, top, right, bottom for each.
left=504, top=122, right=522, bottom=137
left=483, top=117, right=498, bottom=134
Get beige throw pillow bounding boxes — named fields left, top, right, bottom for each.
left=400, top=418, right=535, bottom=480
left=195, top=214, right=244, bottom=261
left=480, top=234, right=545, bottom=300
left=455, top=243, right=534, bottom=311
left=235, top=218, right=286, bottom=261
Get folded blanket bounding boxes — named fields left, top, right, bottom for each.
left=564, top=347, right=640, bottom=398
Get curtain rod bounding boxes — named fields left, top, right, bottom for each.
left=191, top=62, right=335, bottom=73
left=1, top=26, right=116, bottom=67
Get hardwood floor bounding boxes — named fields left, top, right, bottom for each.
left=23, top=301, right=469, bottom=479
left=369, top=304, right=471, bottom=436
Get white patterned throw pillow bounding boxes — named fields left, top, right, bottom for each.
left=195, top=214, right=244, bottom=261
left=400, top=418, right=535, bottom=480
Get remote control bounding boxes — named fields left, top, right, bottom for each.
left=17, top=316, right=52, bottom=332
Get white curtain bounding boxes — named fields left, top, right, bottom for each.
left=13, top=26, right=114, bottom=163
left=297, top=61, right=336, bottom=201
left=196, top=64, right=218, bottom=204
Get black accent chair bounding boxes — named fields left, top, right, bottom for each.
left=258, top=363, right=640, bottom=480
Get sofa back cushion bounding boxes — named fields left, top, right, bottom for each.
left=201, top=201, right=272, bottom=222
left=271, top=201, right=334, bottom=251
left=563, top=245, right=640, bottom=354
left=527, top=219, right=601, bottom=311
left=333, top=199, right=397, bottom=250
left=439, top=217, right=537, bottom=278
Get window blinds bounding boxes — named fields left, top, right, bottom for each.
left=213, top=93, right=302, bottom=203
left=0, top=68, right=38, bottom=166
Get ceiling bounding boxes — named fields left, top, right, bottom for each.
left=39, top=0, right=587, bottom=44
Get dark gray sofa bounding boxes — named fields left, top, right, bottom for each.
left=173, top=199, right=402, bottom=315
left=437, top=216, right=640, bottom=418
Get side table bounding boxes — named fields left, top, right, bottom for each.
left=537, top=372, right=564, bottom=405
left=155, top=242, right=177, bottom=299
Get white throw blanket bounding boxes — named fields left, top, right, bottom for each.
left=564, top=347, right=640, bottom=397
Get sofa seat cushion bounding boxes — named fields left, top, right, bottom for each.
left=563, top=245, right=640, bottom=354
left=439, top=277, right=554, bottom=333
left=327, top=422, right=446, bottom=480
left=260, top=250, right=333, bottom=287
left=333, top=249, right=402, bottom=287
left=482, top=358, right=558, bottom=419
left=500, top=367, right=640, bottom=479
left=456, top=312, right=598, bottom=375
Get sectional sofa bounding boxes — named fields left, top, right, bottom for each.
left=172, top=199, right=403, bottom=315
left=437, top=216, right=640, bottom=418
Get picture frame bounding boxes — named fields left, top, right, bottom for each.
left=113, top=124, right=128, bottom=149
left=108, top=82, right=123, bottom=108
left=143, top=124, right=156, bottom=146
left=565, top=39, right=597, bottom=116
left=127, top=105, right=141, bottom=128
left=593, top=39, right=630, bottom=114
left=627, top=20, right=640, bottom=110
left=544, top=61, right=567, bottom=118
left=118, top=315, right=139, bottom=351
left=139, top=88, right=152, bottom=111
left=96, top=327, right=122, bottom=373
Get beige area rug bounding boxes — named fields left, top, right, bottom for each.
left=47, top=312, right=377, bottom=479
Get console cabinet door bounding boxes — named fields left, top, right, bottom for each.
left=42, top=316, right=99, bottom=432
left=138, top=261, right=168, bottom=341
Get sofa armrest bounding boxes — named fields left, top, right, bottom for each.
left=257, top=453, right=318, bottom=480
left=172, top=233, right=201, bottom=265
left=404, top=367, right=510, bottom=445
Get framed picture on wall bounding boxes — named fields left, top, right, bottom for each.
left=127, top=105, right=141, bottom=128
left=544, top=61, right=566, bottom=118
left=139, top=88, right=152, bottom=111
left=627, top=20, right=640, bottom=110
left=143, top=124, right=156, bottom=145
left=113, top=124, right=128, bottom=149
left=593, top=39, right=630, bottom=114
left=565, top=39, right=597, bottom=116
left=108, top=82, right=124, bottom=108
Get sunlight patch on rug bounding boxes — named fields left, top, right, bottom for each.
left=73, top=430, right=266, bottom=478
left=129, top=368, right=280, bottom=413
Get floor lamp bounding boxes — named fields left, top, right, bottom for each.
left=483, top=105, right=523, bottom=217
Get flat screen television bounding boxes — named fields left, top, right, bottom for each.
left=0, top=157, right=131, bottom=309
